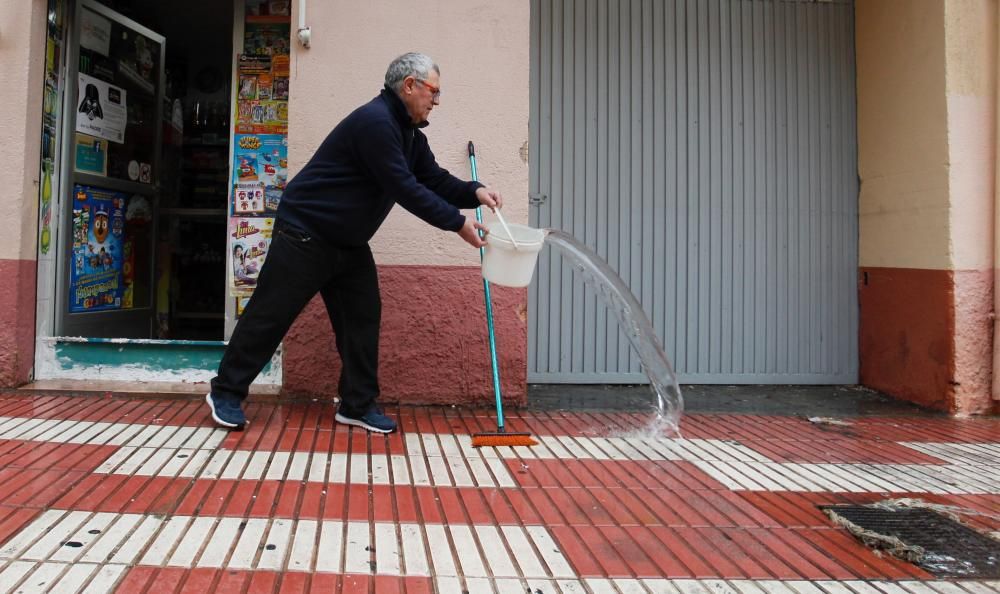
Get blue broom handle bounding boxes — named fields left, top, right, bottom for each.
left=468, top=141, right=505, bottom=432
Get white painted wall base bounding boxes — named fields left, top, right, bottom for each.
left=32, top=337, right=282, bottom=386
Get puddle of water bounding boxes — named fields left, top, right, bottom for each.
left=543, top=229, right=683, bottom=438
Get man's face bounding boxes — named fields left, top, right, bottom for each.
left=401, top=70, right=440, bottom=124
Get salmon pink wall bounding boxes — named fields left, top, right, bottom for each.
left=945, top=0, right=997, bottom=414
left=287, top=0, right=530, bottom=268
left=0, top=260, right=37, bottom=386
left=282, top=266, right=527, bottom=405
left=856, top=0, right=997, bottom=414
left=280, top=0, right=530, bottom=403
left=0, top=0, right=47, bottom=386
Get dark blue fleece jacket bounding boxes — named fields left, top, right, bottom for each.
left=276, top=87, right=483, bottom=247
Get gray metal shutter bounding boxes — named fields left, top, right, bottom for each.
left=528, top=0, right=859, bottom=384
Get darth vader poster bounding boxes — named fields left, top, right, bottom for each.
left=75, top=73, right=127, bottom=144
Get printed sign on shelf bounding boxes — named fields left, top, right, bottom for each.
left=74, top=133, right=108, bottom=175
left=80, top=8, right=111, bottom=56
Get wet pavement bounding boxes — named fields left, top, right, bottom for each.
left=528, top=384, right=938, bottom=417
left=0, top=388, right=994, bottom=593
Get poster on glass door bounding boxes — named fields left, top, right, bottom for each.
left=69, top=184, right=126, bottom=312
left=75, top=72, right=127, bottom=143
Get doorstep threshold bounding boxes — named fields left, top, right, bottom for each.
left=52, top=337, right=226, bottom=347
left=17, top=379, right=281, bottom=400
left=35, top=338, right=282, bottom=387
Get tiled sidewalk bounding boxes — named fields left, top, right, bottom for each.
left=0, top=393, right=995, bottom=593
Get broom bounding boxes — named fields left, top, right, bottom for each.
left=468, top=141, right=537, bottom=448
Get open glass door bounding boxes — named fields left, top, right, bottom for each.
left=55, top=0, right=164, bottom=338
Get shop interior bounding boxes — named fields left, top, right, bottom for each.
left=90, top=0, right=235, bottom=340
left=59, top=0, right=288, bottom=342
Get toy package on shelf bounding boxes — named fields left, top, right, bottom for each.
left=236, top=100, right=288, bottom=134
left=238, top=75, right=257, bottom=100
left=272, top=77, right=288, bottom=100
left=244, top=24, right=290, bottom=57
left=228, top=217, right=272, bottom=295
left=257, top=73, right=273, bottom=100
left=246, top=0, right=290, bottom=17
left=235, top=296, right=250, bottom=318
left=232, top=133, right=286, bottom=215
left=233, top=182, right=265, bottom=215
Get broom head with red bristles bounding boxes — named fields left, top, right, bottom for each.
left=471, top=430, right=538, bottom=448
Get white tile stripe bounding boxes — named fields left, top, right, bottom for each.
left=0, top=413, right=910, bottom=465
left=690, top=461, right=1000, bottom=494
left=900, top=442, right=1000, bottom=466
left=0, top=415, right=513, bottom=488
left=450, top=524, right=487, bottom=577
left=517, top=436, right=1000, bottom=494
left=522, top=436, right=771, bottom=463
left=523, top=434, right=1000, bottom=475
left=0, top=510, right=573, bottom=578
left=375, top=523, right=401, bottom=576
left=401, top=523, right=429, bottom=576
left=0, top=414, right=997, bottom=494
left=0, top=566, right=990, bottom=594
left=288, top=519, right=317, bottom=572
left=428, top=580, right=1000, bottom=594
left=94, top=447, right=517, bottom=488
left=0, top=537, right=995, bottom=593
left=0, top=415, right=226, bottom=450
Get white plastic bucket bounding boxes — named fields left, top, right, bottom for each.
left=482, top=222, right=546, bottom=287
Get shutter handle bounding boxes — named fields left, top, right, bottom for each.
left=529, top=193, right=547, bottom=206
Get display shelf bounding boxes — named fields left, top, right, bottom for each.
left=174, top=312, right=225, bottom=320
left=162, top=208, right=227, bottom=217
left=183, top=142, right=229, bottom=149
left=184, top=132, right=229, bottom=146
left=245, top=15, right=290, bottom=24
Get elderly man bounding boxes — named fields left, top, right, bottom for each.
left=206, top=52, right=502, bottom=433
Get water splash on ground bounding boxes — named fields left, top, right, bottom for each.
left=543, top=230, right=683, bottom=438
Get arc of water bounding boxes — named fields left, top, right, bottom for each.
left=543, top=229, right=684, bottom=435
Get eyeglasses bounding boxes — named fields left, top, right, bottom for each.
left=415, top=78, right=441, bottom=100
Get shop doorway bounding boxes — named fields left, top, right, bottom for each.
left=37, top=0, right=287, bottom=383
left=55, top=0, right=234, bottom=341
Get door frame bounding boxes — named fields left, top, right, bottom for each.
left=54, top=0, right=165, bottom=338
left=32, top=0, right=281, bottom=386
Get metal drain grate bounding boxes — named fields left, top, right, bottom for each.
left=821, top=505, right=1000, bottom=578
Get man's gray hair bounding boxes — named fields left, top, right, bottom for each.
left=384, top=52, right=440, bottom=93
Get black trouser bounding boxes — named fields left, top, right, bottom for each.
left=211, top=220, right=381, bottom=417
